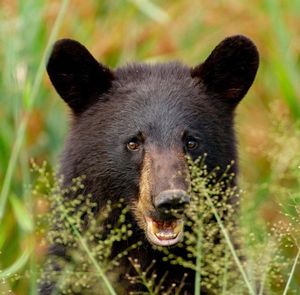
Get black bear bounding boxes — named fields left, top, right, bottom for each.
left=41, top=35, right=259, bottom=294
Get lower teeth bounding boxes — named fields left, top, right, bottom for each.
left=155, top=232, right=177, bottom=239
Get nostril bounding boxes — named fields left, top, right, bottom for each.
left=154, top=190, right=190, bottom=214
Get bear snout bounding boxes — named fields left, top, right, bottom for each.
left=154, top=189, right=190, bottom=217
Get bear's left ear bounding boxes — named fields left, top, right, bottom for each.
left=191, top=35, right=259, bottom=106
left=47, top=39, right=114, bottom=114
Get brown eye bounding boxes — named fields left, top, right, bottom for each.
left=127, top=140, right=140, bottom=151
left=186, top=138, right=198, bottom=150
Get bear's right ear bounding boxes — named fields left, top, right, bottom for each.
left=47, top=39, right=114, bottom=114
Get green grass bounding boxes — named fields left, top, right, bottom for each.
left=0, top=0, right=69, bottom=219
left=1, top=0, right=300, bottom=294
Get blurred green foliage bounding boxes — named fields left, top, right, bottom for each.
left=0, top=0, right=300, bottom=294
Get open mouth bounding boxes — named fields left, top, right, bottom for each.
left=145, top=216, right=184, bottom=246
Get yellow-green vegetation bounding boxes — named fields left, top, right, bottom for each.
left=1, top=0, right=300, bottom=294
left=14, top=156, right=300, bottom=295
left=32, top=162, right=129, bottom=295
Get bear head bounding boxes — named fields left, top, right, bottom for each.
left=47, top=35, right=259, bottom=247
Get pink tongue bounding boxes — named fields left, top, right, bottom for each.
left=154, top=220, right=174, bottom=229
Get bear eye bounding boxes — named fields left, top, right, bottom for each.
left=186, top=137, right=198, bottom=151
left=127, top=139, right=140, bottom=151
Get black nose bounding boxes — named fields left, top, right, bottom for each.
left=154, top=190, right=190, bottom=215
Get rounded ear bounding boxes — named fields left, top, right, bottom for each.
left=47, top=39, right=114, bottom=114
left=191, top=35, right=259, bottom=105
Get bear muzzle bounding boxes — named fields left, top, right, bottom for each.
left=143, top=189, right=190, bottom=247
left=145, top=215, right=184, bottom=246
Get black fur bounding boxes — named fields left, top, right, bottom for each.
left=41, top=35, right=259, bottom=294
left=47, top=39, right=114, bottom=114
left=191, top=35, right=259, bottom=104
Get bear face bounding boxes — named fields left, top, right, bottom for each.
left=47, top=36, right=259, bottom=248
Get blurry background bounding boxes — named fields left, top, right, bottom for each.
left=0, top=0, right=300, bottom=294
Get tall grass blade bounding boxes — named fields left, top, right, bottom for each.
left=9, top=194, right=33, bottom=232
left=222, top=250, right=229, bottom=295
left=129, top=257, right=156, bottom=295
left=0, top=248, right=31, bottom=278
left=75, top=231, right=117, bottom=295
left=0, top=0, right=69, bottom=219
left=258, top=243, right=274, bottom=295
left=204, top=192, right=256, bottom=295
left=282, top=248, right=300, bottom=295
left=128, top=0, right=170, bottom=24
left=56, top=195, right=117, bottom=295
left=194, top=218, right=202, bottom=295
left=265, top=0, right=300, bottom=119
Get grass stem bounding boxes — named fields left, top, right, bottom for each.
left=56, top=197, right=117, bottom=295
left=0, top=0, right=69, bottom=219
left=204, top=192, right=256, bottom=295
left=222, top=249, right=229, bottom=295
left=282, top=247, right=300, bottom=295
left=194, top=217, right=202, bottom=295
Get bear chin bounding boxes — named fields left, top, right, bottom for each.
left=144, top=215, right=184, bottom=246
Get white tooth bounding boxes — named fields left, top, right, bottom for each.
left=155, top=232, right=177, bottom=239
